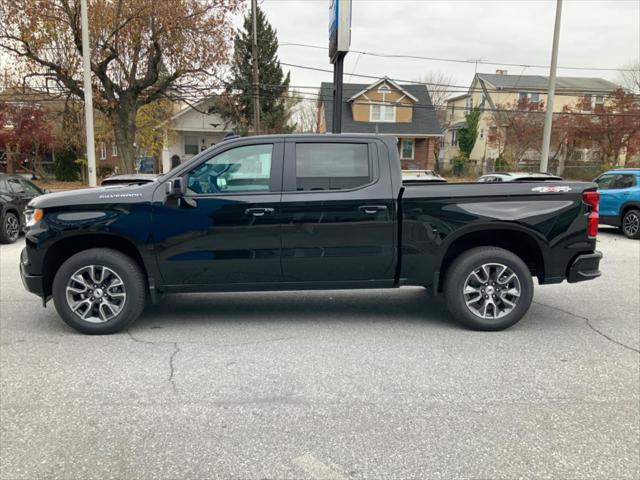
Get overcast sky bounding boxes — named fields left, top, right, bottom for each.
left=256, top=0, right=640, bottom=93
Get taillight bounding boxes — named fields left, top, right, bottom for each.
left=582, top=190, right=599, bottom=238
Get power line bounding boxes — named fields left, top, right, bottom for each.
left=278, top=62, right=637, bottom=97
left=280, top=42, right=639, bottom=73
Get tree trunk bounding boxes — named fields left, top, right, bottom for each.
left=558, top=140, right=566, bottom=176
left=109, top=100, right=138, bottom=174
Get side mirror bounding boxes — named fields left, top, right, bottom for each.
left=43, top=189, right=50, bottom=194
left=166, top=177, right=186, bottom=197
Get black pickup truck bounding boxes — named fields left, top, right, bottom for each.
left=20, top=134, right=602, bottom=334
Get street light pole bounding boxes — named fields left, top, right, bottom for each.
left=251, top=0, right=260, bottom=135
left=540, top=0, right=563, bottom=173
left=80, top=0, right=97, bottom=187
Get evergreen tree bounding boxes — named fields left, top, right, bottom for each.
left=458, top=106, right=481, bottom=159
left=218, top=6, right=293, bottom=134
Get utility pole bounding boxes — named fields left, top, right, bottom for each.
left=329, top=0, right=351, bottom=133
left=540, top=0, right=563, bottom=173
left=251, top=0, right=260, bottom=135
left=332, top=52, right=345, bottom=133
left=80, top=0, right=97, bottom=187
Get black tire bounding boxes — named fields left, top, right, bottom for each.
left=621, top=209, right=640, bottom=240
left=444, top=247, right=534, bottom=331
left=0, top=211, right=20, bottom=244
left=52, top=248, right=146, bottom=334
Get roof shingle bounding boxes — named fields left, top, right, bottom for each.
left=476, top=73, right=620, bottom=93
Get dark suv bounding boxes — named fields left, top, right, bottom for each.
left=0, top=174, right=45, bottom=243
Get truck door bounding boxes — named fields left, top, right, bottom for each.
left=152, top=140, right=284, bottom=285
left=280, top=138, right=396, bottom=284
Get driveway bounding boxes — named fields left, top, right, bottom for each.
left=1, top=229, right=638, bottom=479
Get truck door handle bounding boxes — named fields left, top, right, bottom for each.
left=359, top=205, right=388, bottom=214
left=244, top=207, right=275, bottom=217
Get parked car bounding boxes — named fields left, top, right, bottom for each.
left=101, top=174, right=158, bottom=186
left=135, top=156, right=156, bottom=174
left=0, top=174, right=46, bottom=243
left=477, top=172, right=563, bottom=182
left=594, top=168, right=640, bottom=239
left=20, top=134, right=601, bottom=334
left=402, top=170, right=446, bottom=183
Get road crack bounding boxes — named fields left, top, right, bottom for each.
left=534, top=301, right=639, bottom=354
left=126, top=329, right=158, bottom=345
left=168, top=342, right=180, bottom=393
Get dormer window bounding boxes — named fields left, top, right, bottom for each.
left=371, top=103, right=396, bottom=122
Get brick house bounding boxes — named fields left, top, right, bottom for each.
left=318, top=77, right=442, bottom=170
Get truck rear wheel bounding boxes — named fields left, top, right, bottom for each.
left=444, top=247, right=533, bottom=331
left=52, top=248, right=146, bottom=334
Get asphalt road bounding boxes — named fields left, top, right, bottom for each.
left=1, top=229, right=638, bottom=479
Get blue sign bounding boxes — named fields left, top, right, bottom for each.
left=329, top=0, right=351, bottom=63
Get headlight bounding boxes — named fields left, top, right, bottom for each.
left=25, top=208, right=43, bottom=228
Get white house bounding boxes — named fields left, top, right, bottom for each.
left=160, top=98, right=240, bottom=173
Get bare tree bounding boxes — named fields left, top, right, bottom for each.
left=291, top=93, right=318, bottom=133
left=1, top=0, right=241, bottom=172
left=419, top=71, right=456, bottom=109
left=617, top=60, right=640, bottom=94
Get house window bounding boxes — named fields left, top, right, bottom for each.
left=98, top=142, right=106, bottom=160
left=465, top=96, right=472, bottom=114
left=111, top=143, right=118, bottom=157
left=400, top=139, right=415, bottom=160
left=518, top=92, right=540, bottom=108
left=451, top=130, right=458, bottom=146
left=378, top=84, right=391, bottom=94
left=530, top=93, right=540, bottom=106
left=590, top=95, right=605, bottom=111
left=370, top=103, right=395, bottom=122
left=479, top=129, right=484, bottom=139
left=184, top=135, right=199, bottom=155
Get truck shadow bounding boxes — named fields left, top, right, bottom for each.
left=136, top=287, right=455, bottom=329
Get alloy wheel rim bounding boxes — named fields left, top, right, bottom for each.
left=463, top=263, right=521, bottom=320
left=5, top=215, right=19, bottom=241
left=65, top=265, right=127, bottom=323
left=623, top=213, right=639, bottom=236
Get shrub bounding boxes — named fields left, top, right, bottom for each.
left=53, top=149, right=80, bottom=181
left=452, top=155, right=466, bottom=176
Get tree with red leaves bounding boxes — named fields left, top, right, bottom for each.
left=0, top=101, right=54, bottom=175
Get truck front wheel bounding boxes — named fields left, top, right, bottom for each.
left=52, top=248, right=146, bottom=334
left=444, top=247, right=534, bottom=331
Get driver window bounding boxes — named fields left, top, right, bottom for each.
left=187, top=144, right=273, bottom=195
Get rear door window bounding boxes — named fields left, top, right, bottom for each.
left=294, top=143, right=371, bottom=191
left=612, top=174, right=636, bottom=189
